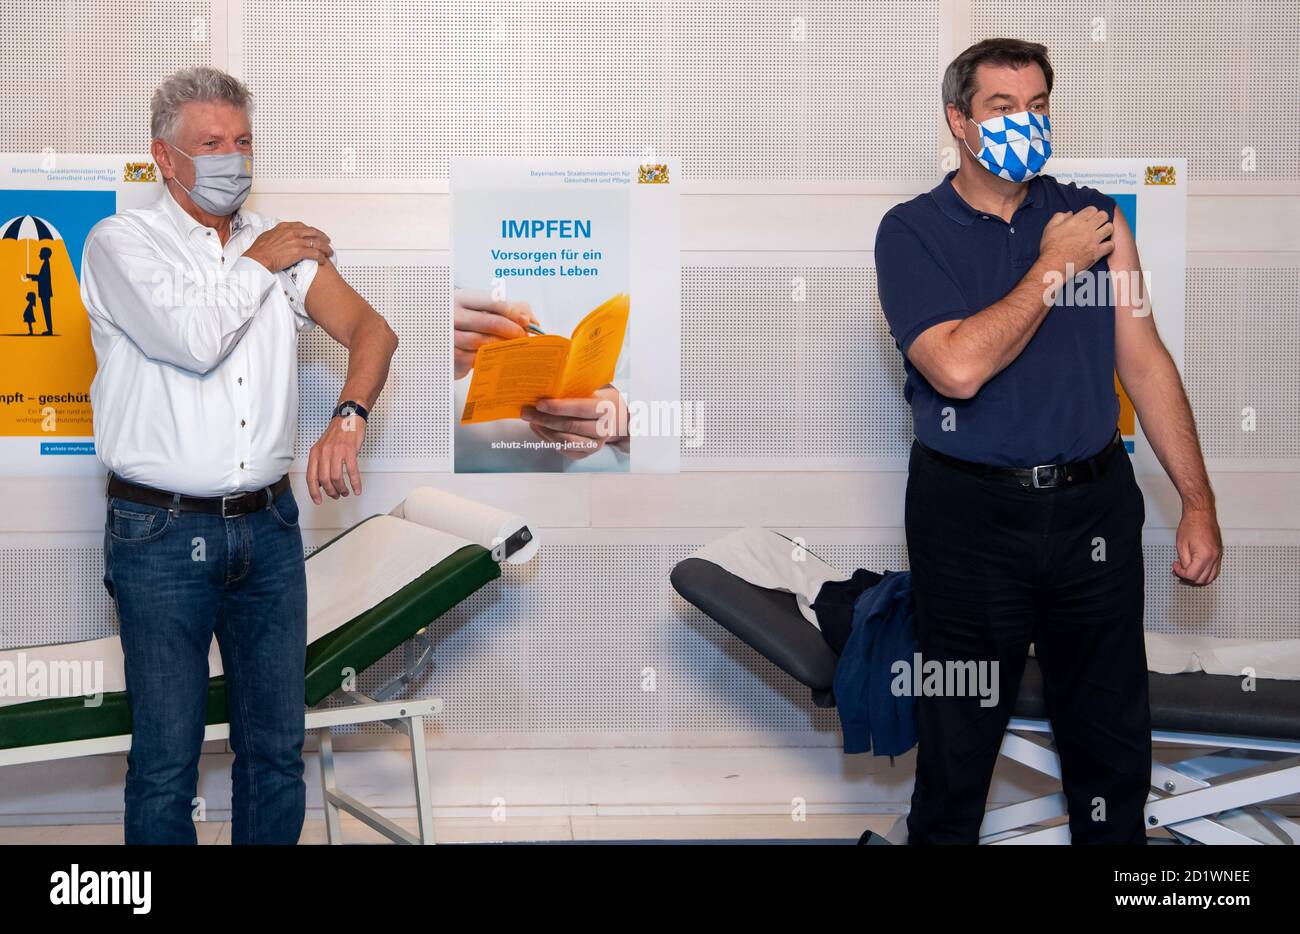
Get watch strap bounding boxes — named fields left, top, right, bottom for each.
left=333, top=400, right=369, bottom=422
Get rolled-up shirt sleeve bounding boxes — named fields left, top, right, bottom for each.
left=276, top=256, right=322, bottom=332
left=81, top=220, right=277, bottom=374
left=874, top=214, right=972, bottom=354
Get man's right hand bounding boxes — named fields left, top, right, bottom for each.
left=1039, top=206, right=1115, bottom=276
left=243, top=222, right=334, bottom=272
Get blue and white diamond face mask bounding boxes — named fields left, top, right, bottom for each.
left=964, top=110, right=1051, bottom=183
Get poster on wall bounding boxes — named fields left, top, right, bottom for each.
left=1048, top=158, right=1187, bottom=472
left=450, top=157, right=681, bottom=473
left=0, top=154, right=160, bottom=476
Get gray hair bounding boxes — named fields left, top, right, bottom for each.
left=150, top=67, right=253, bottom=142
left=941, top=38, right=1053, bottom=123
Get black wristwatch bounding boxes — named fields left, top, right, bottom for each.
left=333, top=400, right=369, bottom=422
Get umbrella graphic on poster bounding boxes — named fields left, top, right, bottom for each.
left=2, top=214, right=63, bottom=275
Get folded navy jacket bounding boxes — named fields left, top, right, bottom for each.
left=824, top=570, right=917, bottom=757
left=809, top=567, right=883, bottom=655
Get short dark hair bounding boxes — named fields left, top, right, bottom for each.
left=942, top=38, right=1053, bottom=121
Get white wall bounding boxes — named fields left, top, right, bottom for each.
left=1, top=0, right=1297, bottom=823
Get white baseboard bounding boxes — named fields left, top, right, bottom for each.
left=0, top=744, right=1053, bottom=826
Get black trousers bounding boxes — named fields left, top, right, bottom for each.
left=903, top=436, right=1152, bottom=844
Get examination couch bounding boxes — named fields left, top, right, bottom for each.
left=672, top=541, right=1300, bottom=845
left=0, top=487, right=537, bottom=844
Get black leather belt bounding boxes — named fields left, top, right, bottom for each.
left=915, top=430, right=1123, bottom=490
left=106, top=472, right=291, bottom=518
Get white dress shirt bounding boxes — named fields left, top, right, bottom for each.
left=81, top=186, right=320, bottom=496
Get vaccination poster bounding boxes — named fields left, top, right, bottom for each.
left=0, top=154, right=160, bottom=476
left=450, top=157, right=681, bottom=473
left=1047, top=158, right=1187, bottom=472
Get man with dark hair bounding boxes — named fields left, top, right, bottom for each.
left=875, top=38, right=1221, bottom=844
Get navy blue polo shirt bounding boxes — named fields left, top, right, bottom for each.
left=875, top=170, right=1120, bottom=467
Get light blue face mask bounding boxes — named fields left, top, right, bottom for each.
left=963, top=110, right=1051, bottom=183
left=168, top=144, right=253, bottom=216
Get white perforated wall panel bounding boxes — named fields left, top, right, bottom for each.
left=681, top=266, right=912, bottom=464
left=0, top=0, right=212, bottom=153
left=296, top=263, right=451, bottom=463
left=1185, top=267, right=1300, bottom=459
left=297, top=263, right=917, bottom=466
left=3, top=542, right=1298, bottom=740
left=666, top=1, right=939, bottom=180
left=970, top=0, right=1300, bottom=182
left=0, top=546, right=115, bottom=648
left=313, top=540, right=1300, bottom=740
left=346, top=543, right=894, bottom=737
left=1144, top=545, right=1300, bottom=641
left=240, top=0, right=940, bottom=181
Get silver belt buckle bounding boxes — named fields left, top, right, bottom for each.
left=221, top=493, right=243, bottom=518
left=1031, top=464, right=1054, bottom=488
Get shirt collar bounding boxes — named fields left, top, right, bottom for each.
left=932, top=170, right=978, bottom=226
left=931, top=169, right=1040, bottom=226
left=159, top=184, right=248, bottom=241
left=160, top=184, right=206, bottom=240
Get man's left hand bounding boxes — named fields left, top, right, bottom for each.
left=1173, top=506, right=1222, bottom=585
left=520, top=385, right=628, bottom=460
left=306, top=413, right=366, bottom=503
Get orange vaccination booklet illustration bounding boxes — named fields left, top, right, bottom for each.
left=460, top=292, right=630, bottom=424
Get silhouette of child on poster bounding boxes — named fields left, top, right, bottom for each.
left=22, top=291, right=36, bottom=335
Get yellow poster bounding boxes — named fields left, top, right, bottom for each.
left=0, top=215, right=98, bottom=437
left=0, top=155, right=159, bottom=475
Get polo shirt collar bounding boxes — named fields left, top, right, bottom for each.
left=932, top=170, right=978, bottom=226
left=931, top=169, right=1041, bottom=226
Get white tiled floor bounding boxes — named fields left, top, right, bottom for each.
left=0, top=813, right=893, bottom=844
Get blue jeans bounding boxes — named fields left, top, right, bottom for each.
left=103, top=484, right=308, bottom=845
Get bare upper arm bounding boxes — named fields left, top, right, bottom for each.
left=303, top=259, right=391, bottom=348
left=1109, top=206, right=1168, bottom=383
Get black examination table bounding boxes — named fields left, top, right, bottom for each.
left=672, top=556, right=1300, bottom=845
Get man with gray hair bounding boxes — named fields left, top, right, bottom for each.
left=81, top=66, right=399, bottom=844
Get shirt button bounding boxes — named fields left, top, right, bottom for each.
left=982, top=215, right=989, bottom=220
left=240, top=419, right=246, bottom=427
left=240, top=461, right=245, bottom=469
left=1010, top=226, right=1016, bottom=233
left=237, top=377, right=243, bottom=385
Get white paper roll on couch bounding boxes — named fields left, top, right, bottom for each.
left=392, top=487, right=539, bottom=564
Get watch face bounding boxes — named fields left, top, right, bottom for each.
left=340, top=406, right=355, bottom=417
